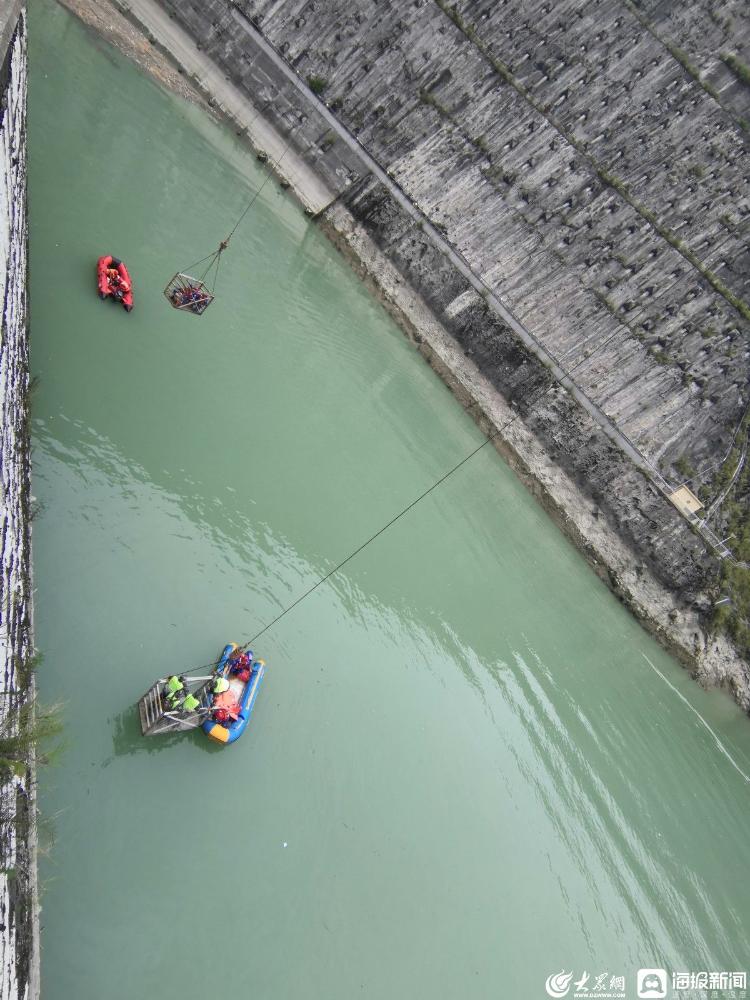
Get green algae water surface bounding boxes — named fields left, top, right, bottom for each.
left=29, top=3, right=750, bottom=998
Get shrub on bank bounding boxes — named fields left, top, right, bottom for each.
left=0, top=693, right=62, bottom=783
left=307, top=75, right=327, bottom=95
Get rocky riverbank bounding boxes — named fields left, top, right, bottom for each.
left=54, top=0, right=750, bottom=712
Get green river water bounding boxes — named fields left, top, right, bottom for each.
left=28, top=3, right=750, bottom=998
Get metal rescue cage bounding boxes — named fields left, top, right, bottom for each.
left=163, top=272, right=215, bottom=315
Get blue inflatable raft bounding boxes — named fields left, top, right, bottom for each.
left=202, top=643, right=265, bottom=745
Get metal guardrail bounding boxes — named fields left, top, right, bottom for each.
left=691, top=516, right=733, bottom=560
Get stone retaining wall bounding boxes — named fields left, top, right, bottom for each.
left=337, top=171, right=713, bottom=596
left=149, top=0, right=750, bottom=476
left=0, top=3, right=36, bottom=997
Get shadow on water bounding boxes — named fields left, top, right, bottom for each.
left=109, top=705, right=231, bottom=758
left=109, top=705, right=183, bottom=759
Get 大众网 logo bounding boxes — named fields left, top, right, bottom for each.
left=545, top=971, right=574, bottom=998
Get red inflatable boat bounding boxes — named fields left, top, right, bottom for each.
left=97, top=255, right=134, bottom=312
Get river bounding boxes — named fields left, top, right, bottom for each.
left=28, top=3, right=750, bottom=998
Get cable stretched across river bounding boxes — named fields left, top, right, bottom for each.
left=174, top=407, right=519, bottom=674
left=170, top=137, right=294, bottom=302
left=177, top=303, right=636, bottom=668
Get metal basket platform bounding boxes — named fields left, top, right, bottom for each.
left=164, top=273, right=215, bottom=315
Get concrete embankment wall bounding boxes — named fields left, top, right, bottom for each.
left=118, top=0, right=749, bottom=705
left=156, top=0, right=750, bottom=476
left=0, top=2, right=36, bottom=997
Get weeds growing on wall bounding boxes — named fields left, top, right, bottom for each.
left=709, top=413, right=750, bottom=660
left=0, top=650, right=62, bottom=988
left=722, top=54, right=750, bottom=87
left=0, top=692, right=63, bottom=783
left=307, top=75, right=327, bottom=95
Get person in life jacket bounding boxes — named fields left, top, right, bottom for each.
left=106, top=268, right=121, bottom=294
left=189, top=287, right=206, bottom=314
left=113, top=279, right=130, bottom=302
left=229, top=651, right=252, bottom=683
left=229, top=648, right=247, bottom=667
left=213, top=676, right=230, bottom=695
left=180, top=691, right=201, bottom=713
left=213, top=696, right=241, bottom=722
left=225, top=698, right=241, bottom=720
left=163, top=674, right=186, bottom=709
